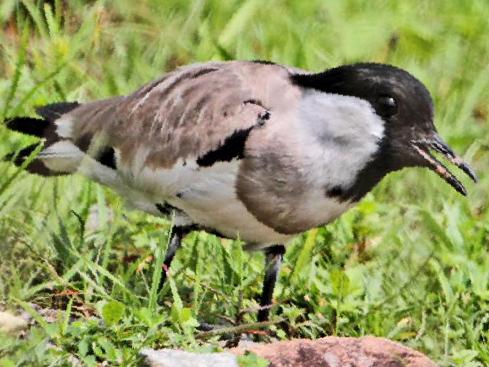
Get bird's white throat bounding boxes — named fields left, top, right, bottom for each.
left=295, top=90, right=385, bottom=189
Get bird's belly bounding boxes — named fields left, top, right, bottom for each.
left=124, top=159, right=293, bottom=246
left=179, top=194, right=294, bottom=246
left=172, top=163, right=293, bottom=246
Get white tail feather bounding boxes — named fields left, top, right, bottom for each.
left=39, top=140, right=84, bottom=173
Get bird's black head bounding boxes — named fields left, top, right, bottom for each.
left=292, top=63, right=477, bottom=197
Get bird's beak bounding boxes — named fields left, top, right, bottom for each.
left=411, top=133, right=477, bottom=196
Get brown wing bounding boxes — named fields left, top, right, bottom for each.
left=61, top=61, right=295, bottom=169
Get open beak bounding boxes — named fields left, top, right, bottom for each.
left=411, top=134, right=477, bottom=196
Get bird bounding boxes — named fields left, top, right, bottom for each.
left=4, top=60, right=477, bottom=323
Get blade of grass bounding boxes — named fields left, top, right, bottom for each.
left=1, top=21, right=29, bottom=119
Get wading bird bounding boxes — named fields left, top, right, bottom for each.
left=5, top=61, right=477, bottom=322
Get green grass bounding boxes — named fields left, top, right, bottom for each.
left=0, top=0, right=488, bottom=365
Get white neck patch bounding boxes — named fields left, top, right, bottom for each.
left=295, top=90, right=385, bottom=189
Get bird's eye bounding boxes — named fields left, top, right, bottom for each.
left=376, top=95, right=398, bottom=118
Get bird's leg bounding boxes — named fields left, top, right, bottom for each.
left=257, top=244, right=286, bottom=322
left=209, top=245, right=286, bottom=345
left=158, top=226, right=191, bottom=293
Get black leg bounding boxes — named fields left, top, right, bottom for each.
left=158, top=226, right=191, bottom=292
left=257, top=244, right=286, bottom=322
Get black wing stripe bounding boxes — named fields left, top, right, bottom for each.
left=196, top=126, right=255, bottom=167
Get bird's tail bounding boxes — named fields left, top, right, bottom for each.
left=4, top=102, right=81, bottom=176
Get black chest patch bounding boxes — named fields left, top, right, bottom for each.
left=326, top=186, right=344, bottom=198
left=327, top=148, right=390, bottom=202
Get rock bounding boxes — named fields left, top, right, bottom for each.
left=142, top=336, right=437, bottom=367
left=26, top=303, right=65, bottom=323
left=141, top=349, right=239, bottom=367
left=231, top=336, right=438, bottom=367
left=0, top=311, right=29, bottom=334
left=0, top=303, right=71, bottom=337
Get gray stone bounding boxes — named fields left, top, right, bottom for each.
left=0, top=311, right=28, bottom=334
left=141, top=348, right=239, bottom=367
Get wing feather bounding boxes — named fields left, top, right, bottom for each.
left=65, top=61, right=283, bottom=170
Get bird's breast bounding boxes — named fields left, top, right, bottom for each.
left=237, top=151, right=353, bottom=235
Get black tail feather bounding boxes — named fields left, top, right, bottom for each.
left=5, top=117, right=49, bottom=137
left=36, top=101, right=80, bottom=121
left=4, top=101, right=80, bottom=138
left=3, top=143, right=56, bottom=176
left=4, top=143, right=40, bottom=165
left=3, top=101, right=80, bottom=177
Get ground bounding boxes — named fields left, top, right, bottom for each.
left=0, top=1, right=488, bottom=366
